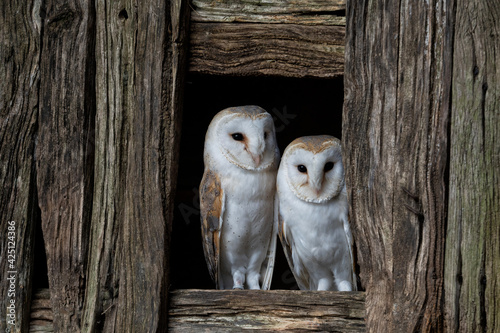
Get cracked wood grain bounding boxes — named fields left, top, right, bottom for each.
left=191, top=0, right=345, bottom=26
left=80, top=0, right=189, bottom=331
left=445, top=1, right=500, bottom=332
left=168, top=290, right=365, bottom=332
left=189, top=22, right=344, bottom=78
left=0, top=1, right=40, bottom=331
left=36, top=0, right=96, bottom=331
left=343, top=0, right=452, bottom=331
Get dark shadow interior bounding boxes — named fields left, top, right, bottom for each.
left=33, top=205, right=49, bottom=290
left=171, top=74, right=344, bottom=289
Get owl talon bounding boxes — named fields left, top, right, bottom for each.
left=232, top=286, right=244, bottom=290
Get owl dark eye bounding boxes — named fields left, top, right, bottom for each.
left=297, top=165, right=307, bottom=173
left=324, top=162, right=334, bottom=172
left=231, top=133, right=244, bottom=141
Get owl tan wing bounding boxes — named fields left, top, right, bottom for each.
left=200, top=168, right=225, bottom=288
left=277, top=209, right=311, bottom=290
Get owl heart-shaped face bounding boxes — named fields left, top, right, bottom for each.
left=282, top=136, right=344, bottom=203
left=215, top=109, right=278, bottom=171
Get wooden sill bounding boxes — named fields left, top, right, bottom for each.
left=168, top=289, right=365, bottom=332
left=30, top=289, right=365, bottom=332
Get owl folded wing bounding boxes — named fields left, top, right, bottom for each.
left=259, top=196, right=279, bottom=290
left=200, top=168, right=225, bottom=288
left=277, top=209, right=311, bottom=290
left=341, top=213, right=358, bottom=290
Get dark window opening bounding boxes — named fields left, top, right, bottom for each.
left=171, top=74, right=344, bottom=289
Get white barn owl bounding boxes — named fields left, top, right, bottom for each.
left=200, top=105, right=280, bottom=289
left=276, top=135, right=357, bottom=291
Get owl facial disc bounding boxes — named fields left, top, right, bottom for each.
left=282, top=136, right=345, bottom=203
left=215, top=108, right=278, bottom=171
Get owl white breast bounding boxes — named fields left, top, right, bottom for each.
left=200, top=105, right=280, bottom=290
left=276, top=135, right=356, bottom=291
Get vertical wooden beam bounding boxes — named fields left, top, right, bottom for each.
left=36, top=0, right=95, bottom=331
left=82, top=0, right=189, bottom=331
left=343, top=0, right=453, bottom=331
left=0, top=1, right=40, bottom=332
left=445, top=1, right=500, bottom=332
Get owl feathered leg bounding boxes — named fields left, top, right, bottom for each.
left=246, top=271, right=261, bottom=290
left=336, top=280, right=353, bottom=291
left=334, top=268, right=354, bottom=291
left=232, top=270, right=245, bottom=289
left=317, top=277, right=334, bottom=291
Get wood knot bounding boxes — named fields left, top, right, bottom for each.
left=46, top=5, right=78, bottom=30
left=118, top=9, right=128, bottom=20
left=473, top=65, right=479, bottom=77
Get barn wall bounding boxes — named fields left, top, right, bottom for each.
left=344, top=0, right=500, bottom=332
left=0, top=0, right=188, bottom=332
left=3, top=0, right=499, bottom=332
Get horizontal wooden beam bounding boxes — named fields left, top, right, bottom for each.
left=191, top=0, right=345, bottom=26
left=189, top=22, right=345, bottom=78
left=168, top=289, right=365, bottom=332
left=31, top=288, right=364, bottom=332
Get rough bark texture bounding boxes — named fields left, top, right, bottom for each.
left=168, top=290, right=365, bottom=332
left=189, top=22, right=344, bottom=78
left=343, top=0, right=452, bottom=331
left=0, top=1, right=40, bottom=332
left=188, top=0, right=345, bottom=78
left=445, top=1, right=500, bottom=332
left=36, top=1, right=96, bottom=331
left=80, top=0, right=189, bottom=332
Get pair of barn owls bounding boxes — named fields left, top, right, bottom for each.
left=200, top=105, right=356, bottom=291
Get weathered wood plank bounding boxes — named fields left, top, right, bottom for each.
left=343, top=0, right=452, bottom=331
left=191, top=0, right=345, bottom=26
left=168, top=290, right=365, bottom=332
left=81, top=0, right=189, bottom=331
left=0, top=1, right=40, bottom=331
left=29, top=289, right=54, bottom=333
left=445, top=1, right=500, bottom=332
left=36, top=0, right=95, bottom=330
left=189, top=22, right=344, bottom=78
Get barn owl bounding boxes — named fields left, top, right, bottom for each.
left=276, top=135, right=357, bottom=291
left=200, top=105, right=280, bottom=290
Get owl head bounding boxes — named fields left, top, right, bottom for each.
left=205, top=106, right=279, bottom=171
left=279, top=135, right=345, bottom=203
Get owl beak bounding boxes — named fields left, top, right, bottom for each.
left=310, top=179, right=323, bottom=195
left=251, top=153, right=262, bottom=166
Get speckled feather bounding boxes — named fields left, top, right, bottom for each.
left=199, top=169, right=224, bottom=286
